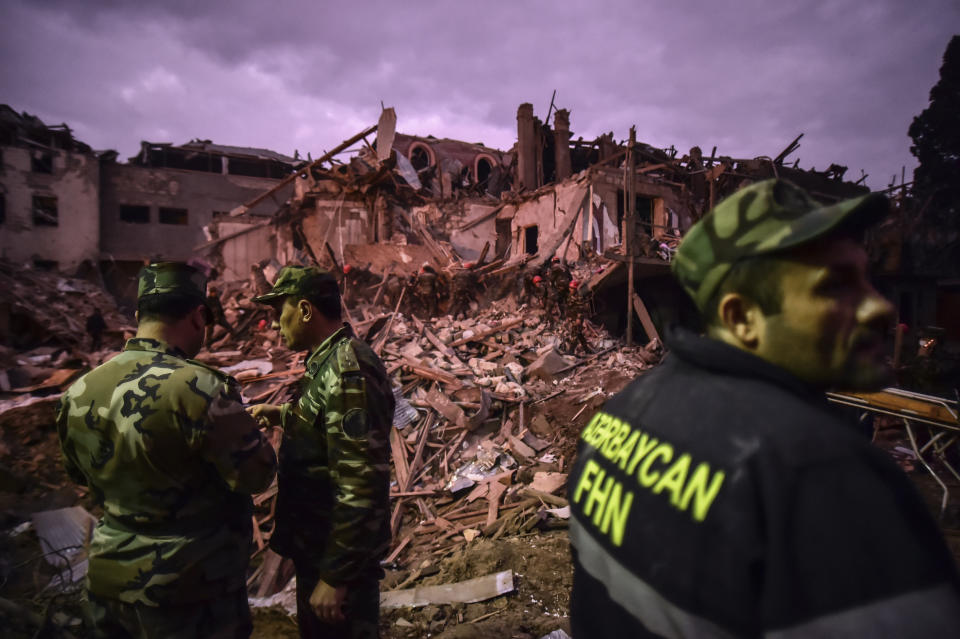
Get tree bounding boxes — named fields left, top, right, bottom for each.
left=908, top=35, right=960, bottom=275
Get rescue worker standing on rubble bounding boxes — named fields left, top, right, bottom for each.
left=567, top=179, right=960, bottom=637
left=562, top=280, right=591, bottom=355
left=57, top=262, right=277, bottom=639
left=205, top=285, right=234, bottom=345
left=449, top=262, right=478, bottom=318
left=547, top=256, right=573, bottom=319
left=85, top=307, right=107, bottom=351
left=414, top=262, right=440, bottom=318
left=249, top=266, right=394, bottom=639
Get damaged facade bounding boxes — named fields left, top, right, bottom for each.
left=0, top=105, right=101, bottom=273
left=0, top=104, right=299, bottom=303
left=205, top=102, right=881, bottom=339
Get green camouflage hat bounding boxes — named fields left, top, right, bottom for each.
left=137, top=262, right=207, bottom=302
left=252, top=265, right=340, bottom=305
left=671, top=179, right=888, bottom=311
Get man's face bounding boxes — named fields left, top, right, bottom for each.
left=274, top=297, right=308, bottom=351
left=755, top=236, right=894, bottom=391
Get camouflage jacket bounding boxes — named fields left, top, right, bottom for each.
left=56, top=338, right=277, bottom=606
left=272, top=325, right=394, bottom=585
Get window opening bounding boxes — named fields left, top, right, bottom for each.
left=120, top=204, right=150, bottom=224
left=524, top=225, right=539, bottom=255
left=159, top=207, right=188, bottom=225
left=32, top=195, right=58, bottom=226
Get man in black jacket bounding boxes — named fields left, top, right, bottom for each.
left=568, top=179, right=960, bottom=637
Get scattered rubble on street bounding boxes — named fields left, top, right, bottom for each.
left=2, top=102, right=958, bottom=638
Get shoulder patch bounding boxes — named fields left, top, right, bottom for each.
left=336, top=340, right=361, bottom=373
left=342, top=408, right=370, bottom=439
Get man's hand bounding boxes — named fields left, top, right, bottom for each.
left=309, top=579, right=347, bottom=623
left=247, top=403, right=282, bottom=428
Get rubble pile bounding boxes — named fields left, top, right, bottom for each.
left=228, top=295, right=662, bottom=600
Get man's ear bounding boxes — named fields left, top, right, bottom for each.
left=190, top=305, right=207, bottom=332
left=298, top=299, right=313, bottom=322
left=717, top=293, right=762, bottom=349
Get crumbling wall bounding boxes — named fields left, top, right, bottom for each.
left=300, top=197, right=373, bottom=263
left=99, top=163, right=291, bottom=261
left=508, top=178, right=590, bottom=263
left=0, top=146, right=99, bottom=272
left=450, top=202, right=499, bottom=261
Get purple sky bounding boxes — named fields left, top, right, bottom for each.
left=1, top=0, right=956, bottom=190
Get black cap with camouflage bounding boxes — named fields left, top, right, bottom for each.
left=137, top=262, right=208, bottom=303
left=252, top=265, right=340, bottom=305
left=671, top=179, right=889, bottom=311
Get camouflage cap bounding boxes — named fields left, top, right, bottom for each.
left=671, top=179, right=888, bottom=311
left=137, top=262, right=207, bottom=302
left=252, top=265, right=340, bottom=305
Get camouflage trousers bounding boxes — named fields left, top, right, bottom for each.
left=295, top=562, right=380, bottom=639
left=85, top=589, right=252, bottom=639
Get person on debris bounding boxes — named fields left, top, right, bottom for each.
left=248, top=266, right=394, bottom=639
left=449, top=262, right=478, bottom=318
left=85, top=307, right=107, bottom=351
left=414, top=262, right=440, bottom=318
left=567, top=179, right=960, bottom=637
left=342, top=263, right=380, bottom=306
left=547, top=256, right=573, bottom=319
left=381, top=272, right=405, bottom=310
left=531, top=274, right=548, bottom=309
left=56, top=262, right=277, bottom=639
left=562, top=280, right=591, bottom=355
left=204, top=285, right=234, bottom=345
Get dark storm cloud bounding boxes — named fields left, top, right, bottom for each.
left=1, top=0, right=956, bottom=189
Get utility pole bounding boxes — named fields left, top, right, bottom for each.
left=625, top=126, right=636, bottom=346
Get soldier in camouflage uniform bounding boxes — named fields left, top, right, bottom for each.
left=205, top=285, right=235, bottom=345
left=546, top=256, right=573, bottom=319
left=57, top=262, right=277, bottom=639
left=413, top=262, right=440, bottom=318
left=249, top=266, right=394, bottom=639
left=562, top=280, right=591, bottom=355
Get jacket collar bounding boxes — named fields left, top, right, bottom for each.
left=304, top=324, right=353, bottom=378
left=123, top=337, right=188, bottom=360
left=665, top=327, right=827, bottom=403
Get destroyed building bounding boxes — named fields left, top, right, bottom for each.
left=0, top=105, right=301, bottom=305
left=98, top=139, right=299, bottom=301
left=0, top=105, right=101, bottom=273
left=204, top=103, right=879, bottom=340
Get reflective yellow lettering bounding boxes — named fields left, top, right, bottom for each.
left=573, top=459, right=600, bottom=505
left=602, top=420, right=631, bottom=460
left=588, top=414, right=613, bottom=448
left=637, top=443, right=673, bottom=487
left=581, top=412, right=604, bottom=444
left=613, top=430, right=640, bottom=470
left=585, top=471, right=613, bottom=521
left=652, top=453, right=691, bottom=506
left=600, top=484, right=634, bottom=547
left=625, top=433, right=659, bottom=474
left=680, top=464, right=726, bottom=522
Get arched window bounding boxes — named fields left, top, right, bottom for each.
left=408, top=143, right=435, bottom=170
left=475, top=154, right=497, bottom=184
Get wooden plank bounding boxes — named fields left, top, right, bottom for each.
left=632, top=295, right=660, bottom=342
left=486, top=481, right=507, bottom=528
left=448, top=317, right=524, bottom=347
left=390, top=427, right=410, bottom=490
left=380, top=570, right=515, bottom=608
